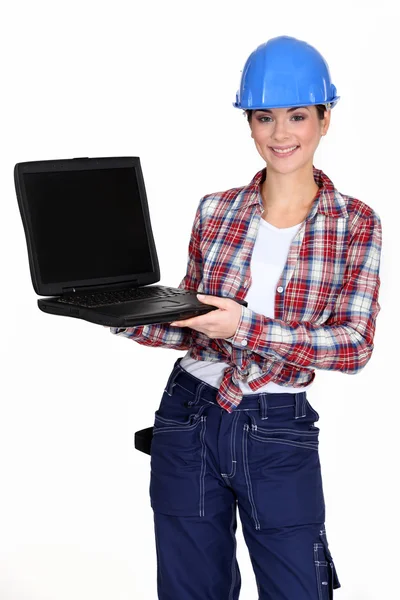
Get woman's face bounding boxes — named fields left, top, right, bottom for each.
left=249, top=105, right=331, bottom=173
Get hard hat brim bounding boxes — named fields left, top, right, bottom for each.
left=233, top=97, right=340, bottom=110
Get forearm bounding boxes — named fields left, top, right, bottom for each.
left=110, top=324, right=192, bottom=350
left=231, top=213, right=382, bottom=374
left=230, top=306, right=376, bottom=373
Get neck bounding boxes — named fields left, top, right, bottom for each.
left=261, top=162, right=319, bottom=212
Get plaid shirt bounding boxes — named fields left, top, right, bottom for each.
left=111, top=166, right=382, bottom=413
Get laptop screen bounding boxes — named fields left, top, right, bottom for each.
left=21, top=165, right=154, bottom=286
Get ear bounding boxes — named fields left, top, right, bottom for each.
left=321, top=109, right=331, bottom=136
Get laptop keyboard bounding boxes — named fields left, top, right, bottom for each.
left=56, top=286, right=192, bottom=307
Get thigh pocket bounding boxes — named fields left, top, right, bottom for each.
left=150, top=383, right=208, bottom=517
left=314, top=527, right=341, bottom=598
left=243, top=415, right=325, bottom=529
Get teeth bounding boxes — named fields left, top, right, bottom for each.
left=272, top=146, right=298, bottom=154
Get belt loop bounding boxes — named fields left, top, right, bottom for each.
left=189, top=381, right=206, bottom=406
left=258, top=393, right=269, bottom=420
left=294, top=392, right=307, bottom=419
left=164, top=365, right=180, bottom=396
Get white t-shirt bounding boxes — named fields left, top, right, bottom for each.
left=179, top=217, right=315, bottom=394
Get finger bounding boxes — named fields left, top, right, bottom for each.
left=197, top=294, right=227, bottom=308
left=171, top=314, right=208, bottom=328
left=170, top=319, right=192, bottom=327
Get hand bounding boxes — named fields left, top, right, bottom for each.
left=170, top=294, right=242, bottom=339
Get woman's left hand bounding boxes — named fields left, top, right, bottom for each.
left=170, top=294, right=242, bottom=339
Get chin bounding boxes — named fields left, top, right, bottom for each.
left=266, top=159, right=300, bottom=172
left=266, top=154, right=313, bottom=173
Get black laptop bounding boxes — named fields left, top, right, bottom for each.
left=14, top=156, right=247, bottom=327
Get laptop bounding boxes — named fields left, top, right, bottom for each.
left=14, top=156, right=247, bottom=327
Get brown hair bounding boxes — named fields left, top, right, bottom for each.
left=245, top=104, right=328, bottom=124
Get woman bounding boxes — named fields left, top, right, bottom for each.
left=111, top=36, right=382, bottom=599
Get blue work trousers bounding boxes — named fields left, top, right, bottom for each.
left=149, top=358, right=341, bottom=599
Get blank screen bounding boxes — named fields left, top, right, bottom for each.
left=23, top=167, right=154, bottom=284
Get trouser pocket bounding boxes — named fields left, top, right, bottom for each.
left=242, top=407, right=325, bottom=530
left=150, top=382, right=209, bottom=517
left=314, top=527, right=341, bottom=598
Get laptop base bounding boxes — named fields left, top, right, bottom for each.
left=37, top=294, right=221, bottom=327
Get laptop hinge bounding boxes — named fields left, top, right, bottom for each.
left=62, top=280, right=139, bottom=294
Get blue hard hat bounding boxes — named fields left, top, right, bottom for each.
left=233, top=36, right=340, bottom=110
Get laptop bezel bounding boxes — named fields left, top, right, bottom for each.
left=14, top=156, right=161, bottom=296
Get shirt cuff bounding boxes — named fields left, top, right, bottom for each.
left=230, top=305, right=270, bottom=351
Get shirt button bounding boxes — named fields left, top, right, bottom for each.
left=241, top=339, right=248, bottom=347
left=277, top=286, right=284, bottom=293
left=244, top=279, right=248, bottom=287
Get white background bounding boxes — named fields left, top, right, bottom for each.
left=1, top=1, right=398, bottom=598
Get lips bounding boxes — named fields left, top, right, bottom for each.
left=269, top=145, right=300, bottom=158
left=270, top=145, right=298, bottom=150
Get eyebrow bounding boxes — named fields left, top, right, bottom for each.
left=254, top=106, right=309, bottom=114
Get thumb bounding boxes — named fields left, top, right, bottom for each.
left=197, top=294, right=228, bottom=308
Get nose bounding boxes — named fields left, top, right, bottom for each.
left=270, top=118, right=291, bottom=141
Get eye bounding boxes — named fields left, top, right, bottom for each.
left=257, top=114, right=306, bottom=123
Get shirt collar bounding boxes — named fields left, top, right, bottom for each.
left=231, top=165, right=348, bottom=220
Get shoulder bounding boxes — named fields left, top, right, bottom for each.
left=338, top=190, right=382, bottom=237
left=200, top=185, right=246, bottom=210
left=316, top=166, right=382, bottom=234
left=197, top=176, right=259, bottom=220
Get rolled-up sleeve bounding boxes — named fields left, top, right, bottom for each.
left=230, top=213, right=383, bottom=373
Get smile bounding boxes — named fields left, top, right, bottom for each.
left=270, top=146, right=299, bottom=157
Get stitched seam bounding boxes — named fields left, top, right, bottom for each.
left=254, top=427, right=319, bottom=436
left=199, top=416, right=207, bottom=517
left=207, top=405, right=297, bottom=412
left=320, top=530, right=336, bottom=593
left=314, top=543, right=324, bottom=599
left=223, top=411, right=240, bottom=478
left=242, top=424, right=260, bottom=530
left=163, top=367, right=180, bottom=396
left=228, top=501, right=237, bottom=600
left=294, top=392, right=306, bottom=418
left=249, top=432, right=319, bottom=450
left=193, top=382, right=207, bottom=405
left=153, top=419, right=202, bottom=434
left=173, top=381, right=195, bottom=395
left=154, top=404, right=207, bottom=427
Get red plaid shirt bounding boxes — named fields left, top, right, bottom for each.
left=111, top=166, right=382, bottom=413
